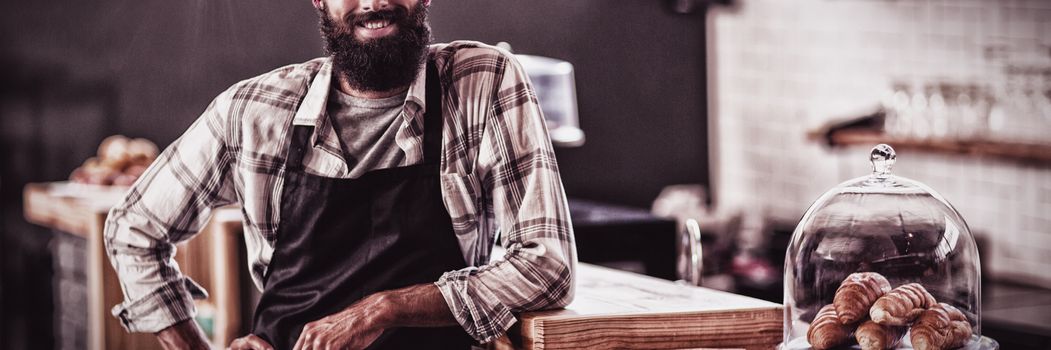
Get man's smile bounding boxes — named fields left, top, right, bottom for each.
left=355, top=18, right=398, bottom=39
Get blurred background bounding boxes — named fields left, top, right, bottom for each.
left=2, top=0, right=1049, bottom=349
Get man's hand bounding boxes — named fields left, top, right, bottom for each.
left=155, top=319, right=211, bottom=350
left=227, top=334, right=273, bottom=350
left=292, top=292, right=390, bottom=350
left=292, top=283, right=459, bottom=350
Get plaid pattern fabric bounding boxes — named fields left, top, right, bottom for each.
left=103, top=41, right=576, bottom=344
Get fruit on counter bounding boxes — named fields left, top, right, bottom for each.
left=869, top=283, right=937, bottom=326
left=854, top=320, right=906, bottom=350
left=910, top=303, right=972, bottom=350
left=70, top=135, right=158, bottom=186
left=833, top=272, right=892, bottom=324
left=807, top=304, right=855, bottom=350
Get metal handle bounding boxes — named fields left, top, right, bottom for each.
left=683, top=219, right=703, bottom=286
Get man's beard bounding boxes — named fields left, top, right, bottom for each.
left=319, top=2, right=431, bottom=92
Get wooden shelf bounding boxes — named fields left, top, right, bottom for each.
left=811, top=128, right=1051, bottom=165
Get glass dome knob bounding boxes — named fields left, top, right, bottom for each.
left=869, top=144, right=896, bottom=178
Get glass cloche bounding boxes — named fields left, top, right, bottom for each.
left=782, top=144, right=998, bottom=350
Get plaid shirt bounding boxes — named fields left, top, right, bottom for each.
left=103, top=41, right=576, bottom=344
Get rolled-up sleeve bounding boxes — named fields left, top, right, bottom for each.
left=104, top=89, right=237, bottom=333
left=434, top=50, right=577, bottom=344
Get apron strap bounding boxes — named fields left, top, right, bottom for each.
left=286, top=124, right=313, bottom=172
left=423, top=57, right=443, bottom=165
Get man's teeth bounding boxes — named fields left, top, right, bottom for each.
left=362, top=20, right=391, bottom=29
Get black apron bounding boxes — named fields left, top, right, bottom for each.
left=251, top=60, right=473, bottom=350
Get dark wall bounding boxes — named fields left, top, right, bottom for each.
left=430, top=1, right=709, bottom=207
left=1, top=1, right=322, bottom=149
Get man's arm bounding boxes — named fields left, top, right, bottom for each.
left=155, top=320, right=211, bottom=350
left=292, top=284, right=456, bottom=350
left=431, top=46, right=577, bottom=344
left=103, top=88, right=237, bottom=343
left=378, top=283, right=459, bottom=327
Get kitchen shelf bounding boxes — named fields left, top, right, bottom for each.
left=809, top=126, right=1051, bottom=165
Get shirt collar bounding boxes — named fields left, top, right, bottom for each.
left=291, top=56, right=431, bottom=166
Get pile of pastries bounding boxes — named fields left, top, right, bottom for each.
left=69, top=135, right=158, bottom=186
left=808, top=272, right=972, bottom=350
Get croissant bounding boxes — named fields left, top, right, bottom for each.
left=833, top=272, right=892, bottom=324
left=855, top=320, right=906, bottom=350
left=911, top=303, right=973, bottom=350
left=869, top=283, right=936, bottom=326
left=808, top=304, right=854, bottom=350
left=940, top=303, right=973, bottom=347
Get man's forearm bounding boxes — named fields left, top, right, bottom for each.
left=291, top=283, right=459, bottom=350
left=375, top=283, right=458, bottom=328
left=155, top=319, right=211, bottom=350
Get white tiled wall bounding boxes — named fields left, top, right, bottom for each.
left=708, top=0, right=1051, bottom=286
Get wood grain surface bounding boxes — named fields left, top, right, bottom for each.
left=520, top=264, right=783, bottom=350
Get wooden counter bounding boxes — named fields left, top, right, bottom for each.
left=24, top=182, right=244, bottom=350
left=513, top=264, right=782, bottom=350
left=25, top=182, right=784, bottom=350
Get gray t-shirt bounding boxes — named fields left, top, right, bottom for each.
left=327, top=88, right=408, bottom=178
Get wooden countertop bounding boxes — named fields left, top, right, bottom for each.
left=513, top=264, right=783, bottom=349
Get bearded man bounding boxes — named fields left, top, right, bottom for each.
left=103, top=1, right=577, bottom=349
